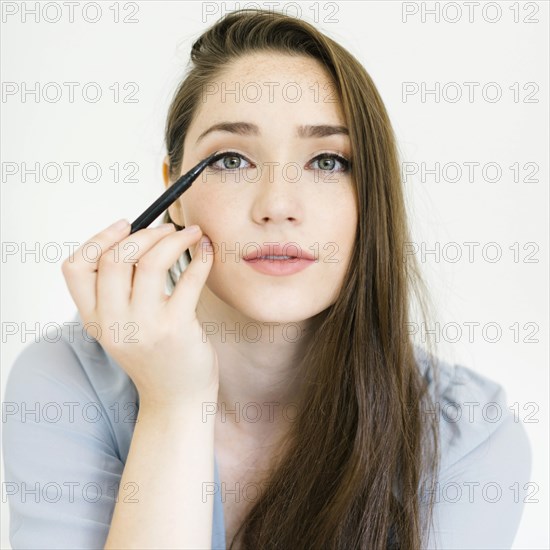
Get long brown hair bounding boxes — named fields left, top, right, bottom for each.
left=162, top=8, right=441, bottom=549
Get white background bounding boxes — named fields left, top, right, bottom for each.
left=1, top=1, right=548, bottom=548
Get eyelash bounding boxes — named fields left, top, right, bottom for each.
left=206, top=150, right=351, bottom=173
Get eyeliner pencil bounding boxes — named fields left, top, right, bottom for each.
left=129, top=151, right=221, bottom=234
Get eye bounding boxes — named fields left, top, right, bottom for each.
left=206, top=151, right=252, bottom=171
left=205, top=150, right=351, bottom=174
left=308, top=153, right=351, bottom=173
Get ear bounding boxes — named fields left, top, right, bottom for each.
left=162, top=155, right=170, bottom=188
left=162, top=155, right=185, bottom=226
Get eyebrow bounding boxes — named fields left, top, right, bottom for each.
left=195, top=121, right=349, bottom=143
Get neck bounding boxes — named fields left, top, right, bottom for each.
left=196, top=285, right=326, bottom=438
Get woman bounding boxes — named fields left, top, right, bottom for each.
left=3, top=9, right=532, bottom=550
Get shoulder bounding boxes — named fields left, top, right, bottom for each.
left=4, top=312, right=139, bottom=461
left=415, top=346, right=532, bottom=471
left=414, top=346, right=533, bottom=549
left=2, top=314, right=140, bottom=548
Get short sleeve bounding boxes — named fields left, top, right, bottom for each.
left=423, top=364, right=533, bottom=549
left=2, top=338, right=127, bottom=549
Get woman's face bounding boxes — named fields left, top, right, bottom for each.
left=166, top=52, right=358, bottom=324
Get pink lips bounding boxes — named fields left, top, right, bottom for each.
left=243, top=243, right=316, bottom=276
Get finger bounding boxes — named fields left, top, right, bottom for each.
left=95, top=223, right=177, bottom=317
left=130, top=225, right=204, bottom=309
left=167, top=233, right=214, bottom=320
left=61, top=219, right=131, bottom=319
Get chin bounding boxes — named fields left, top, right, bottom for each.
left=217, top=286, right=318, bottom=320
left=240, top=306, right=315, bottom=325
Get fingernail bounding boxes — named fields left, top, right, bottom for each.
left=183, top=224, right=200, bottom=233
left=200, top=235, right=212, bottom=248
left=110, top=219, right=129, bottom=231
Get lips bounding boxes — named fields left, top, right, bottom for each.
left=242, top=243, right=316, bottom=261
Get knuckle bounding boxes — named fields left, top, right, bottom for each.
left=97, top=249, right=119, bottom=269
left=135, top=256, right=156, bottom=272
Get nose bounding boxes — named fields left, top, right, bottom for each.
left=249, top=159, right=304, bottom=225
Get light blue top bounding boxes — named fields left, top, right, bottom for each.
left=2, top=312, right=532, bottom=549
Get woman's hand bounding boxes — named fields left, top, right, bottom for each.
left=61, top=219, right=219, bottom=408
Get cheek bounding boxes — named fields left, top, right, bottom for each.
left=330, top=222, right=357, bottom=284
left=179, top=186, right=235, bottom=231
left=320, top=192, right=358, bottom=259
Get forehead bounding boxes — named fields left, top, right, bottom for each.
left=226, top=51, right=332, bottom=82
left=192, top=51, right=346, bottom=127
